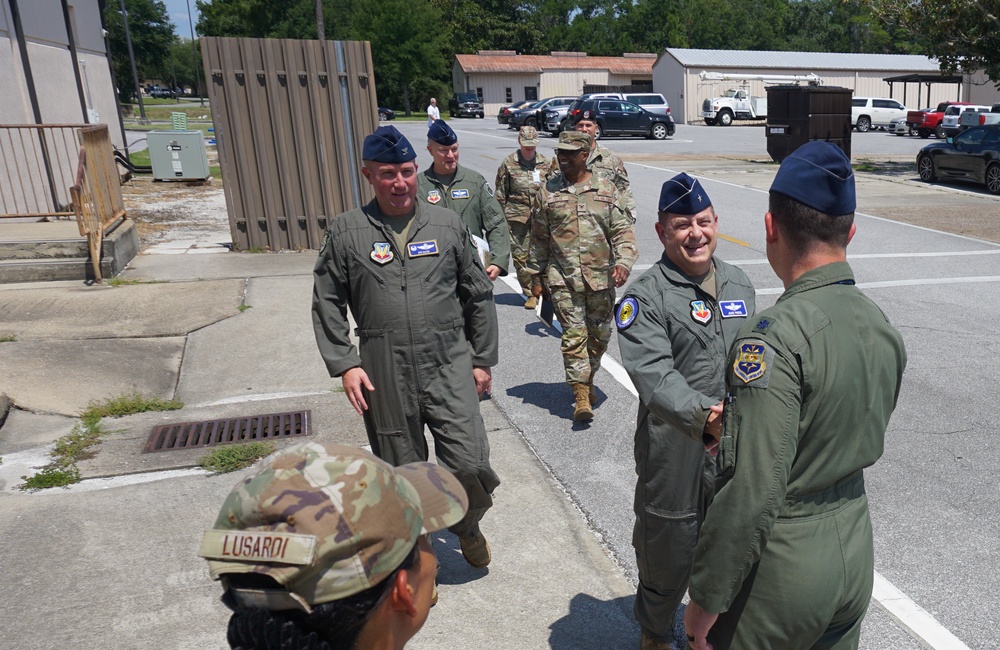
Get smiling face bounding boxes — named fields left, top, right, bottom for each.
left=656, top=205, right=718, bottom=276
left=362, top=160, right=418, bottom=217
left=427, top=141, right=459, bottom=174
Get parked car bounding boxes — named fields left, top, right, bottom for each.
left=573, top=98, right=675, bottom=140
left=449, top=92, right=484, bottom=118
left=497, top=100, right=534, bottom=124
left=851, top=97, right=908, bottom=132
left=505, top=101, right=543, bottom=130
left=911, top=102, right=975, bottom=139
left=892, top=108, right=932, bottom=136
left=916, top=125, right=1000, bottom=195
left=148, top=85, right=178, bottom=99
left=622, top=92, right=670, bottom=116
left=513, top=96, right=576, bottom=130
left=377, top=107, right=395, bottom=121
left=939, top=104, right=991, bottom=138
left=959, top=103, right=1000, bottom=130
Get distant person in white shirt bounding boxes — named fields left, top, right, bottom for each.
left=427, top=98, right=440, bottom=126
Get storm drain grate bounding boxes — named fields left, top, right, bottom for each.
left=143, top=410, right=311, bottom=453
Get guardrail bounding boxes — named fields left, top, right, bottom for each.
left=69, top=125, right=127, bottom=282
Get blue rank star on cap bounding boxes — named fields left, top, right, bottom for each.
left=362, top=126, right=416, bottom=163
left=658, top=172, right=712, bottom=215
left=428, top=119, right=458, bottom=146
left=770, top=141, right=855, bottom=215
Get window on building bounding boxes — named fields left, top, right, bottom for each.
left=505, top=87, right=512, bottom=103
left=525, top=86, right=538, bottom=101
left=476, top=87, right=483, bottom=101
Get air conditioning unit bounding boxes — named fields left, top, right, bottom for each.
left=147, top=130, right=209, bottom=181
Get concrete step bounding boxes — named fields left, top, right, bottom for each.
left=0, top=238, right=89, bottom=261
left=0, top=256, right=112, bottom=283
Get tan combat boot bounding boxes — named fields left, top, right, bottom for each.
left=588, top=382, right=598, bottom=405
left=639, top=629, right=672, bottom=650
left=572, top=383, right=594, bottom=421
left=524, top=295, right=537, bottom=309
left=458, top=525, right=491, bottom=568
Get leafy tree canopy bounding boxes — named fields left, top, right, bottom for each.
left=104, top=0, right=176, bottom=103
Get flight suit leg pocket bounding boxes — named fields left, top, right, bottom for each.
left=357, top=329, right=416, bottom=463
left=637, top=506, right=698, bottom=603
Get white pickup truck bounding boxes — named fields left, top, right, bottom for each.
left=959, top=103, right=1000, bottom=131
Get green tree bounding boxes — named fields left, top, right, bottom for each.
left=862, top=0, right=1000, bottom=86
left=104, top=0, right=176, bottom=103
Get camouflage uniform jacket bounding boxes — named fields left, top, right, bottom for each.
left=416, top=165, right=511, bottom=272
left=495, top=151, right=551, bottom=224
left=549, top=144, right=635, bottom=220
left=527, top=173, right=638, bottom=294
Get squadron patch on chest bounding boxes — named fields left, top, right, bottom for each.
left=690, top=300, right=713, bottom=325
left=615, top=296, right=639, bottom=330
left=451, top=189, right=470, bottom=199
left=370, top=242, right=394, bottom=264
left=719, top=300, right=748, bottom=318
left=426, top=189, right=442, bottom=204
left=407, top=240, right=439, bottom=257
left=732, top=339, right=774, bottom=387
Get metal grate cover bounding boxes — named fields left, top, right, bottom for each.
left=143, top=410, right=311, bottom=453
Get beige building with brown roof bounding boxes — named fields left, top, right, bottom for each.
left=453, top=51, right=656, bottom=116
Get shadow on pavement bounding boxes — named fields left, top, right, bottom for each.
left=430, top=532, right=490, bottom=586
left=548, top=593, right=638, bottom=649
left=506, top=381, right=574, bottom=420
left=495, top=292, right=527, bottom=307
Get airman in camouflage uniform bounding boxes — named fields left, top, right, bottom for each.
left=200, top=442, right=468, bottom=648
left=495, top=126, right=551, bottom=306
left=550, top=109, right=636, bottom=222
left=529, top=130, right=638, bottom=421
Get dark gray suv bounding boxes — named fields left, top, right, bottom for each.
left=449, top=92, right=484, bottom=119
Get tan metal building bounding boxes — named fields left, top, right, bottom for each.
left=453, top=51, right=655, bottom=116
left=654, top=48, right=1000, bottom=124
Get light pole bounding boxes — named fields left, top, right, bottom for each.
left=186, top=0, right=203, bottom=106
left=316, top=0, right=324, bottom=40
left=118, top=0, right=147, bottom=123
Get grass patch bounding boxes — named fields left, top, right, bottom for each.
left=122, top=121, right=216, bottom=136
left=210, top=164, right=222, bottom=179
left=19, top=420, right=107, bottom=490
left=237, top=304, right=252, bottom=312
left=80, top=392, right=183, bottom=426
left=0, top=334, right=15, bottom=343
left=243, top=246, right=266, bottom=253
left=199, top=442, right=275, bottom=473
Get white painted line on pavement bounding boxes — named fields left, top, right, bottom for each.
left=500, top=273, right=966, bottom=650
left=872, top=573, right=972, bottom=650
left=197, top=391, right=331, bottom=407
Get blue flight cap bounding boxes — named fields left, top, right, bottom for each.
left=362, top=126, right=416, bottom=163
left=771, top=141, right=855, bottom=215
left=658, top=172, right=712, bottom=214
left=427, top=119, right=458, bottom=146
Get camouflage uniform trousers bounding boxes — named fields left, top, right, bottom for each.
left=508, top=221, right=533, bottom=295
left=551, top=286, right=615, bottom=384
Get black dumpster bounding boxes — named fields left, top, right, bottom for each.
left=766, top=86, right=853, bottom=163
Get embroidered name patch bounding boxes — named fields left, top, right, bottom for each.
left=719, top=300, right=748, bottom=318
left=690, top=300, right=712, bottom=325
left=407, top=240, right=439, bottom=257
left=733, top=339, right=774, bottom=386
left=426, top=189, right=442, bottom=204
left=615, top=296, right=639, bottom=330
left=451, top=189, right=470, bottom=199
left=199, top=530, right=316, bottom=565
left=370, top=242, right=393, bottom=264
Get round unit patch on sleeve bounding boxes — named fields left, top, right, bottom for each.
left=732, top=338, right=776, bottom=387
left=615, top=296, right=639, bottom=330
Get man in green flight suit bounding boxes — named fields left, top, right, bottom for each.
left=418, top=119, right=510, bottom=280
left=616, top=173, right=755, bottom=650
left=312, top=125, right=500, bottom=571
left=685, top=141, right=907, bottom=650
left=528, top=130, right=638, bottom=421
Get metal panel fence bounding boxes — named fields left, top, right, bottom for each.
left=201, top=37, right=379, bottom=252
left=0, top=124, right=85, bottom=218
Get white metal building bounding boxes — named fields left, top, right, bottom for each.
left=653, top=48, right=1000, bottom=124
left=453, top=51, right=656, bottom=116
left=1, top=0, right=122, bottom=146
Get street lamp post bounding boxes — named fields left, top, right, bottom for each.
left=186, top=0, right=203, bottom=106
left=118, top=0, right=147, bottom=123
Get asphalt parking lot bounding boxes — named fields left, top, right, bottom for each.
left=392, top=117, right=1000, bottom=649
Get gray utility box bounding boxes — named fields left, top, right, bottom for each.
left=147, top=130, right=209, bottom=181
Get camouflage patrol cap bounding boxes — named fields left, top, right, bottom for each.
left=518, top=126, right=539, bottom=146
left=555, top=130, right=593, bottom=151
left=199, top=442, right=468, bottom=612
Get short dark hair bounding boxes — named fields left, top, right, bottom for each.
left=224, top=542, right=421, bottom=650
left=769, top=191, right=853, bottom=249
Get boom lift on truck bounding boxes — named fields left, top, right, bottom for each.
left=698, top=71, right=822, bottom=125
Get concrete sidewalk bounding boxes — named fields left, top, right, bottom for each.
left=0, top=246, right=638, bottom=649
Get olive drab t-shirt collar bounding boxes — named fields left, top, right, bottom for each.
left=422, top=164, right=474, bottom=191
left=658, top=254, right=722, bottom=299
left=516, top=150, right=538, bottom=170
left=362, top=199, right=426, bottom=253
left=776, top=261, right=856, bottom=303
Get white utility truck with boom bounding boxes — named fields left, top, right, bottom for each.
left=699, top=71, right=822, bottom=126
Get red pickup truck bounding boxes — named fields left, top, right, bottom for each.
left=910, top=101, right=976, bottom=139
